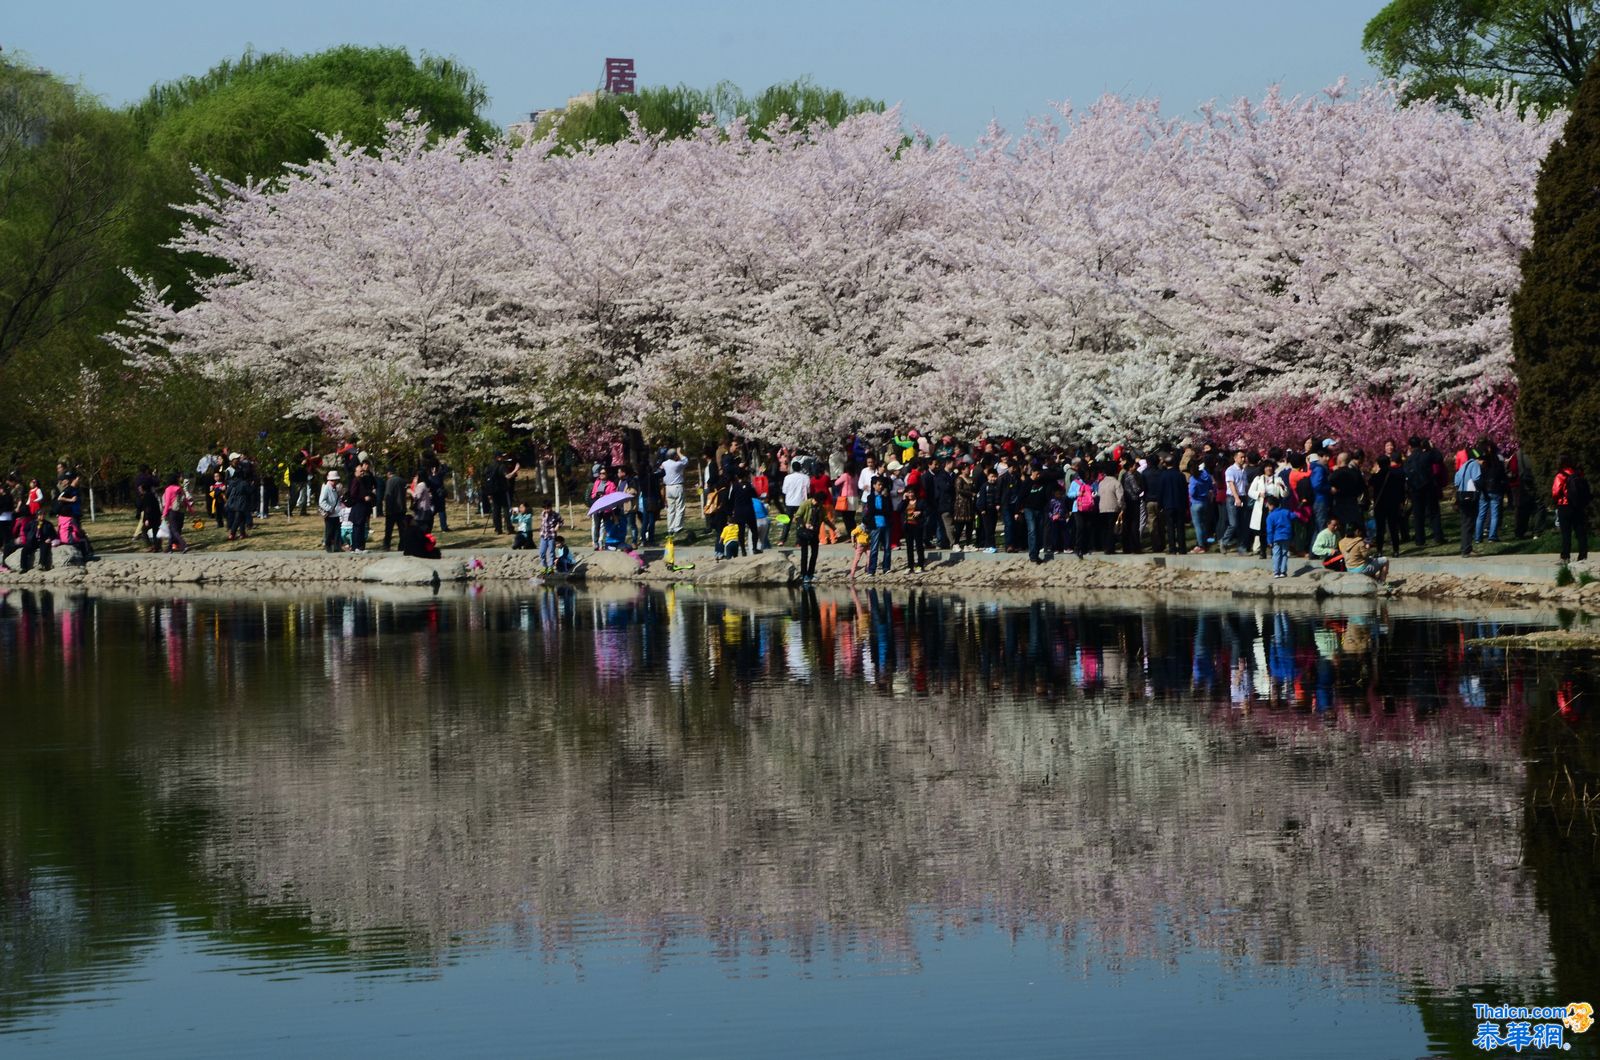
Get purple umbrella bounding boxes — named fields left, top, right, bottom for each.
left=587, top=491, right=632, bottom=516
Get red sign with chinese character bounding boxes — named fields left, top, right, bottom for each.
left=604, top=58, right=636, bottom=95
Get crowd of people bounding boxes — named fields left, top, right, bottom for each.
left=576, top=429, right=1593, bottom=581
left=2, top=427, right=1591, bottom=578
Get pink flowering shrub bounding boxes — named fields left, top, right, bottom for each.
left=1202, top=389, right=1517, bottom=457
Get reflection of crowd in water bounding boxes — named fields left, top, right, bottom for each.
left=0, top=586, right=1580, bottom=1013
left=0, top=586, right=1543, bottom=732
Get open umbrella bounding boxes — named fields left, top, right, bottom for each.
left=587, top=491, right=632, bottom=516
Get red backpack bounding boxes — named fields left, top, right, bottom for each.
left=1074, top=477, right=1098, bottom=512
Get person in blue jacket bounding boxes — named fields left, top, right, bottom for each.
left=1263, top=494, right=1302, bottom=578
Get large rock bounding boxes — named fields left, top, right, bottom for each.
left=696, top=551, right=797, bottom=587
left=573, top=549, right=645, bottom=580
left=1317, top=571, right=1381, bottom=597
left=360, top=557, right=449, bottom=587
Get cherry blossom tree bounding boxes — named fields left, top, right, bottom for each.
left=109, top=82, right=1559, bottom=451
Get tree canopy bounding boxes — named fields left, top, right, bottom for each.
left=124, top=45, right=495, bottom=300
left=1363, top=0, right=1599, bottom=110
left=532, top=78, right=884, bottom=148
left=0, top=45, right=495, bottom=479
left=1512, top=49, right=1600, bottom=479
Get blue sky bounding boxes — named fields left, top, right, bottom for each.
left=8, top=0, right=1378, bottom=139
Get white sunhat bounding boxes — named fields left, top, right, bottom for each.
left=327, top=470, right=341, bottom=481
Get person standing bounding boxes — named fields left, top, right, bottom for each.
left=727, top=470, right=758, bottom=556
left=1187, top=460, right=1213, bottom=555
left=953, top=463, right=975, bottom=549
left=1021, top=465, right=1050, bottom=563
left=1369, top=454, right=1406, bottom=557
left=1328, top=452, right=1366, bottom=536
left=1264, top=496, right=1298, bottom=579
left=1095, top=461, right=1124, bottom=553
left=1155, top=456, right=1188, bottom=555
left=1119, top=457, right=1144, bottom=554
left=427, top=463, right=450, bottom=533
left=1453, top=448, right=1482, bottom=557
left=348, top=462, right=378, bottom=552
left=1404, top=436, right=1443, bottom=547
left=779, top=461, right=809, bottom=546
left=834, top=460, right=861, bottom=540
left=484, top=455, right=515, bottom=536
left=536, top=501, right=563, bottom=568
left=863, top=476, right=894, bottom=575
left=975, top=469, right=1000, bottom=553
left=1309, top=448, right=1333, bottom=532
left=381, top=468, right=408, bottom=551
left=0, top=476, right=17, bottom=572
left=1476, top=440, right=1506, bottom=544
left=793, top=490, right=825, bottom=583
left=1510, top=447, right=1541, bottom=539
left=1553, top=454, right=1591, bottom=563
left=661, top=447, right=689, bottom=539
left=159, top=474, right=190, bottom=554
left=224, top=470, right=253, bottom=541
left=1221, top=450, right=1249, bottom=553
left=1247, top=458, right=1285, bottom=558
left=318, top=471, right=342, bottom=554
left=902, top=488, right=928, bottom=572
left=926, top=458, right=955, bottom=551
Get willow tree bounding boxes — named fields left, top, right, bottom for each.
left=1512, top=52, right=1600, bottom=480
left=535, top=78, right=883, bottom=149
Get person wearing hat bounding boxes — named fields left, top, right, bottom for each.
left=318, top=470, right=343, bottom=553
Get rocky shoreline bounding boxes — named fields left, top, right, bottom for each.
left=3, top=544, right=1597, bottom=610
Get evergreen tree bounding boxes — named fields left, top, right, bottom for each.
left=1511, top=50, right=1600, bottom=481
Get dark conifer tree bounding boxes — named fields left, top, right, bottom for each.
left=1512, top=51, right=1600, bottom=482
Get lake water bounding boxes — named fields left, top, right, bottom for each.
left=1, top=585, right=1597, bottom=1058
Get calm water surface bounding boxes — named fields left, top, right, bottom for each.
left=1, top=585, right=1597, bottom=1058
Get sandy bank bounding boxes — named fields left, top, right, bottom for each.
left=3, top=543, right=1597, bottom=610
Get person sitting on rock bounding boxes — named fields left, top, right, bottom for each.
left=1312, top=516, right=1344, bottom=570
left=1338, top=532, right=1388, bottom=582
left=398, top=514, right=441, bottom=560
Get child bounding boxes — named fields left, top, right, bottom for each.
left=538, top=502, right=563, bottom=569
left=751, top=494, right=770, bottom=553
left=603, top=508, right=629, bottom=550
left=718, top=520, right=741, bottom=559
left=1263, top=495, right=1300, bottom=578
left=209, top=472, right=228, bottom=528
left=848, top=522, right=871, bottom=580
left=510, top=503, right=534, bottom=550
left=337, top=495, right=354, bottom=551
left=553, top=535, right=575, bottom=573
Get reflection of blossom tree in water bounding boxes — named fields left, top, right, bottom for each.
left=0, top=588, right=1574, bottom=1005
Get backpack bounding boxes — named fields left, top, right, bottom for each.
left=1075, top=479, right=1097, bottom=512
left=703, top=487, right=724, bottom=516
left=1404, top=457, right=1431, bottom=493
left=1563, top=472, right=1592, bottom=508
left=1293, top=474, right=1314, bottom=505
